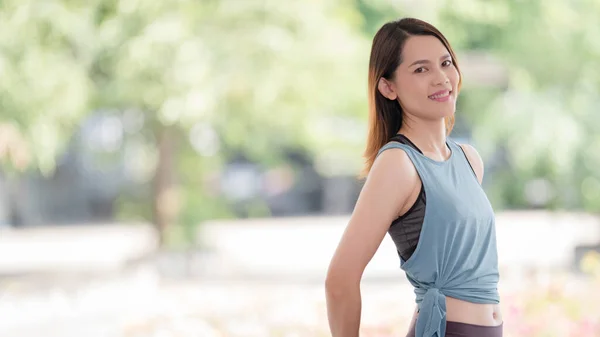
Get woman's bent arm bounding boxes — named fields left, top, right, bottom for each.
left=325, top=148, right=417, bottom=337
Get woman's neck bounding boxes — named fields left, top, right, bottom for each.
left=398, top=121, right=449, bottom=156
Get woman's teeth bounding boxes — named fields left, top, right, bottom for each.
left=429, top=91, right=450, bottom=99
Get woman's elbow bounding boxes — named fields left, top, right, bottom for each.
left=325, top=270, right=360, bottom=297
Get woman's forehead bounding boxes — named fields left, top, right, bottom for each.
left=401, top=36, right=449, bottom=64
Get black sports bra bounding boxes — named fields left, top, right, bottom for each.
left=387, top=134, right=426, bottom=262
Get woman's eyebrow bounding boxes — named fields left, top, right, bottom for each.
left=408, top=54, right=451, bottom=67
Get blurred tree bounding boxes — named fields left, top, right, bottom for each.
left=87, top=0, right=370, bottom=244
left=0, top=0, right=370, bottom=243
left=2, top=0, right=599, bottom=241
left=0, top=0, right=94, bottom=175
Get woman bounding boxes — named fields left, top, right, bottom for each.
left=325, top=18, right=503, bottom=337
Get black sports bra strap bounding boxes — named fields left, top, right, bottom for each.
left=389, top=134, right=424, bottom=154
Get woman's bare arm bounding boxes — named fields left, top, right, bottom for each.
left=325, top=148, right=418, bottom=337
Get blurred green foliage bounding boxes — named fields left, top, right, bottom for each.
left=1, top=0, right=599, bottom=240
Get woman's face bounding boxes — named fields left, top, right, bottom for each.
left=380, top=35, right=460, bottom=121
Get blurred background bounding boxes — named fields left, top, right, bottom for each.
left=1, top=0, right=600, bottom=336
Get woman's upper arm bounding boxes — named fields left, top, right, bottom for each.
left=459, top=143, right=484, bottom=184
left=326, top=148, right=418, bottom=286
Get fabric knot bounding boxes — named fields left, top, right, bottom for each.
left=415, top=287, right=447, bottom=337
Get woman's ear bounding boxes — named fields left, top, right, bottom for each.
left=377, top=77, right=398, bottom=100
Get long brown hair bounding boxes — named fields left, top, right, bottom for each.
left=360, top=18, right=462, bottom=178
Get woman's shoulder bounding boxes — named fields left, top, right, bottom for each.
left=377, top=140, right=414, bottom=157
left=369, top=142, right=419, bottom=184
left=455, top=141, right=485, bottom=183
left=362, top=143, right=420, bottom=219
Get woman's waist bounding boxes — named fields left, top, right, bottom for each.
left=445, top=297, right=503, bottom=326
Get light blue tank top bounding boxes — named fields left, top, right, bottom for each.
left=377, top=137, right=500, bottom=337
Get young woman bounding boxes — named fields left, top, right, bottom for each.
left=325, top=18, right=504, bottom=337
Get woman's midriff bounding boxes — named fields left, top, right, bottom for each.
left=445, top=297, right=503, bottom=326
left=410, top=296, right=503, bottom=327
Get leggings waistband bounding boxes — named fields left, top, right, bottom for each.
left=407, top=320, right=503, bottom=337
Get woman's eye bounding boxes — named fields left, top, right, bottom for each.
left=442, top=60, right=453, bottom=67
left=415, top=67, right=426, bottom=73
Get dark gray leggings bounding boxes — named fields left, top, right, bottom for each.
left=406, top=320, right=503, bottom=337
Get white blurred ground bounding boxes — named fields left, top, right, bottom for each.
left=0, top=266, right=417, bottom=337
left=198, top=211, right=600, bottom=282
left=0, top=211, right=599, bottom=336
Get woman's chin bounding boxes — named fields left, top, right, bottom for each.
left=436, top=108, right=456, bottom=118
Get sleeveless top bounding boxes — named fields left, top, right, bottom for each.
left=376, top=137, right=500, bottom=337
left=388, top=134, right=478, bottom=262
